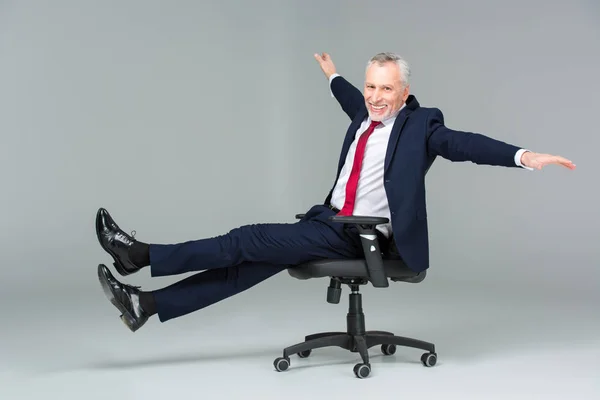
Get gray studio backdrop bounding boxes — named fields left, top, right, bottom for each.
left=0, top=0, right=598, bottom=307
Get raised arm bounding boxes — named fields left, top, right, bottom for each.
left=314, top=52, right=365, bottom=121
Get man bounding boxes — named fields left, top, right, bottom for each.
left=96, top=52, right=575, bottom=332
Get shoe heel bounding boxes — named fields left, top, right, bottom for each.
left=120, top=313, right=138, bottom=332
left=113, top=262, right=130, bottom=276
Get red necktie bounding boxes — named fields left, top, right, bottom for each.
left=338, top=120, right=381, bottom=216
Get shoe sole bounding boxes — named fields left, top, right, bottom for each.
left=95, top=209, right=132, bottom=276
left=97, top=265, right=140, bottom=332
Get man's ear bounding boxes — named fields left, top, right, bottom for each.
left=402, top=84, right=410, bottom=102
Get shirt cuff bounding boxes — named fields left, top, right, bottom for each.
left=329, top=73, right=340, bottom=97
left=515, top=148, right=534, bottom=170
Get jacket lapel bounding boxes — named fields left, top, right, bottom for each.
left=384, top=95, right=419, bottom=173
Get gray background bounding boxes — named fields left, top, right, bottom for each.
left=0, top=0, right=598, bottom=398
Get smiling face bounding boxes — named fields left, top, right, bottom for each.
left=363, top=61, right=410, bottom=121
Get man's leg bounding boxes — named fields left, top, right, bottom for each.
left=96, top=205, right=360, bottom=277
left=96, top=204, right=363, bottom=331
left=151, top=262, right=289, bottom=322
left=150, top=206, right=365, bottom=320
left=97, top=261, right=288, bottom=331
left=148, top=220, right=357, bottom=277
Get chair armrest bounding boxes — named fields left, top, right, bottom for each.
left=328, top=215, right=390, bottom=288
left=328, top=215, right=389, bottom=225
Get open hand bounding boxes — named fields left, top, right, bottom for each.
left=314, top=52, right=337, bottom=79
left=521, top=151, right=576, bottom=170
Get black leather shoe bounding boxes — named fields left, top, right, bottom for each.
left=96, top=207, right=140, bottom=276
left=97, top=263, right=149, bottom=332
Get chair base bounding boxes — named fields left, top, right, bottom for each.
left=273, top=286, right=437, bottom=378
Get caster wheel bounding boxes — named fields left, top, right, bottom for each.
left=274, top=357, right=290, bottom=372
left=421, top=352, right=437, bottom=367
left=298, top=350, right=311, bottom=358
left=381, top=344, right=396, bottom=355
left=353, top=363, right=371, bottom=379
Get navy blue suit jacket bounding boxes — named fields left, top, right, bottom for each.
left=324, top=76, right=525, bottom=273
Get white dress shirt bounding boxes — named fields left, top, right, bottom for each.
left=327, top=73, right=532, bottom=238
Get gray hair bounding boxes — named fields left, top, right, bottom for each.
left=366, top=52, right=411, bottom=88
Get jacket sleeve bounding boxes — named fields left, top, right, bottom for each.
left=425, top=108, right=522, bottom=168
left=330, top=75, right=366, bottom=121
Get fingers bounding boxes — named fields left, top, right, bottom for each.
left=561, top=159, right=576, bottom=169
left=314, top=52, right=331, bottom=62
left=539, top=155, right=576, bottom=170
left=553, top=155, right=576, bottom=169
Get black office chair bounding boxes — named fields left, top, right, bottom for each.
left=273, top=213, right=437, bottom=379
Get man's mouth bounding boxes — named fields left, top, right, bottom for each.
left=370, top=103, right=387, bottom=111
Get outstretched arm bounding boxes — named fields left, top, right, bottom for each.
left=314, top=52, right=365, bottom=121
left=426, top=108, right=575, bottom=170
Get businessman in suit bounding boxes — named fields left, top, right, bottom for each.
left=96, top=52, right=575, bottom=332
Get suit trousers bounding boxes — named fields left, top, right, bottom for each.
left=149, top=204, right=363, bottom=322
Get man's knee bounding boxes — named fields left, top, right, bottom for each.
left=223, top=224, right=270, bottom=261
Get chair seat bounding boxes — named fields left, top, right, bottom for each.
left=288, top=258, right=426, bottom=283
